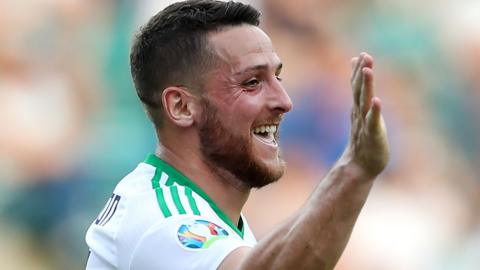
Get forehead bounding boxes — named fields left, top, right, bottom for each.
left=208, top=25, right=280, bottom=71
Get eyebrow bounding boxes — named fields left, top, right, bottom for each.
left=234, top=62, right=283, bottom=76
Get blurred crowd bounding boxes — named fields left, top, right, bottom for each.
left=0, top=0, right=478, bottom=269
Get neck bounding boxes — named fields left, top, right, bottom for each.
left=155, top=143, right=250, bottom=226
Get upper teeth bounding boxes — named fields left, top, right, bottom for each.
left=253, top=125, right=277, bottom=134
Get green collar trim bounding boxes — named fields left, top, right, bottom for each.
left=144, top=154, right=244, bottom=238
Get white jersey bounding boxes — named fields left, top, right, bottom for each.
left=85, top=154, right=257, bottom=270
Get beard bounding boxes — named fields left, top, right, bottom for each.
left=198, top=98, right=285, bottom=189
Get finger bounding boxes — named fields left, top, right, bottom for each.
left=366, top=97, right=383, bottom=133
left=351, top=57, right=359, bottom=69
left=351, top=54, right=365, bottom=105
left=361, top=53, right=373, bottom=69
left=350, top=53, right=365, bottom=83
left=360, top=67, right=375, bottom=117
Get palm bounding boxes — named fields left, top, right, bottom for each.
left=345, top=53, right=389, bottom=178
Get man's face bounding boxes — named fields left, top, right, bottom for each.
left=198, top=25, right=293, bottom=189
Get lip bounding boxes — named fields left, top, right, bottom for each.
left=252, top=131, right=278, bottom=147
left=252, top=122, right=280, bottom=129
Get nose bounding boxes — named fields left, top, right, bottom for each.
left=267, top=78, right=293, bottom=114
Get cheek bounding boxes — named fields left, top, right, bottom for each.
left=227, top=103, right=259, bottom=128
left=213, top=92, right=264, bottom=128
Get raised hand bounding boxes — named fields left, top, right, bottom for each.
left=342, top=52, right=389, bottom=178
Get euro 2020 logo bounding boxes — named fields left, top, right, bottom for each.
left=177, top=219, right=229, bottom=249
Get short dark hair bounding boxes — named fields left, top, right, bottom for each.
left=130, top=0, right=261, bottom=128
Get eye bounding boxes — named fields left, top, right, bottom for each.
left=243, top=78, right=261, bottom=89
left=275, top=75, right=283, bottom=82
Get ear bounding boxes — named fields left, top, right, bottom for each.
left=162, top=86, right=200, bottom=127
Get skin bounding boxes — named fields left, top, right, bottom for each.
left=156, top=24, right=389, bottom=270
left=197, top=25, right=291, bottom=190
left=198, top=96, right=285, bottom=189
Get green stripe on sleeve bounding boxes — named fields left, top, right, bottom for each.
left=144, top=154, right=244, bottom=237
left=155, top=188, right=172, bottom=218
left=170, top=186, right=186, bottom=215
left=165, top=177, right=175, bottom=186
left=151, top=168, right=162, bottom=189
left=185, top=188, right=200, bottom=215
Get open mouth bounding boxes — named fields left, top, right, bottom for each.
left=252, top=124, right=278, bottom=146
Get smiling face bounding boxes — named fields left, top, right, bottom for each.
left=198, top=25, right=293, bottom=188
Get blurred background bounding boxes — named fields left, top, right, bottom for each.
left=0, top=0, right=478, bottom=269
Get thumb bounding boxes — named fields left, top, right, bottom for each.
left=366, top=97, right=383, bottom=133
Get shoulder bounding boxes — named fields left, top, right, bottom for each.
left=153, top=184, right=203, bottom=218
left=129, top=215, right=253, bottom=270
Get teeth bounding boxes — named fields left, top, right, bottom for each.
left=253, top=125, right=277, bottom=134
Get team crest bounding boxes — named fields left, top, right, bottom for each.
left=177, top=219, right=229, bottom=249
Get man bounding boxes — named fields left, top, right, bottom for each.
left=85, top=0, right=389, bottom=269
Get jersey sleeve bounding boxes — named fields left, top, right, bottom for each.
left=129, top=215, right=253, bottom=270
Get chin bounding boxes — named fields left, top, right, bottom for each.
left=246, top=157, right=286, bottom=189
